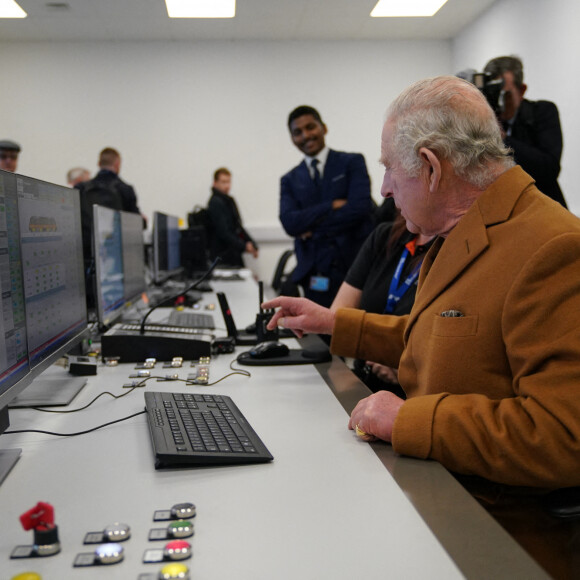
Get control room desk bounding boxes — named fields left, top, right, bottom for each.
left=0, top=272, right=550, bottom=579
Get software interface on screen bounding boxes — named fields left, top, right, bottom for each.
left=94, top=206, right=124, bottom=326
left=0, top=170, right=89, bottom=484
left=0, top=174, right=29, bottom=399
left=17, top=176, right=87, bottom=368
left=93, top=206, right=146, bottom=327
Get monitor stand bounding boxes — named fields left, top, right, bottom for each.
left=0, top=448, right=21, bottom=485
left=0, top=406, right=22, bottom=485
left=9, top=365, right=87, bottom=408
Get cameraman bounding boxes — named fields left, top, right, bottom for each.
left=484, top=55, right=567, bottom=208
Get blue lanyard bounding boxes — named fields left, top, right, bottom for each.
left=384, top=247, right=421, bottom=314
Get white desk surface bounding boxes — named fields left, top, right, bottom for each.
left=0, top=273, right=550, bottom=579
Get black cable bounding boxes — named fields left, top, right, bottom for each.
left=31, top=380, right=147, bottom=413
left=5, top=410, right=147, bottom=437
left=31, top=376, right=197, bottom=414
left=22, top=359, right=249, bottom=422
left=140, top=257, right=220, bottom=334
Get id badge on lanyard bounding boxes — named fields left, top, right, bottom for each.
left=384, top=248, right=420, bottom=314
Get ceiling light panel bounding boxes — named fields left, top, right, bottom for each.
left=0, top=0, right=27, bottom=18
left=371, top=0, right=448, bottom=17
left=165, top=0, right=236, bottom=18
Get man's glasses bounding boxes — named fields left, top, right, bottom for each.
left=0, top=152, right=18, bottom=160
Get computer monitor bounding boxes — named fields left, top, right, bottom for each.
left=180, top=226, right=210, bottom=278
left=93, top=205, right=124, bottom=327
left=152, top=211, right=182, bottom=284
left=92, top=206, right=146, bottom=328
left=121, top=210, right=147, bottom=303
left=0, top=169, right=88, bottom=484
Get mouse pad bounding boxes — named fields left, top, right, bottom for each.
left=237, top=348, right=332, bottom=366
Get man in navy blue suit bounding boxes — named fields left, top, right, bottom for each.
left=280, top=106, right=374, bottom=307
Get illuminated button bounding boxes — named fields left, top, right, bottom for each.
left=95, top=543, right=124, bottom=564
left=11, top=574, right=42, bottom=580
left=171, top=503, right=196, bottom=519
left=168, top=520, right=194, bottom=539
left=159, top=563, right=190, bottom=579
left=103, top=522, right=131, bottom=542
left=164, top=540, right=192, bottom=561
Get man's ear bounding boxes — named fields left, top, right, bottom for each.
left=519, top=83, right=528, bottom=98
left=418, top=147, right=441, bottom=193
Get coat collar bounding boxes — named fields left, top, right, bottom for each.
left=404, top=166, right=535, bottom=339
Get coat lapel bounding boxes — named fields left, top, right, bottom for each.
left=296, top=159, right=318, bottom=200
left=320, top=149, right=337, bottom=197
left=404, top=167, right=535, bottom=341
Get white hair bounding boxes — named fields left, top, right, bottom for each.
left=386, top=76, right=514, bottom=189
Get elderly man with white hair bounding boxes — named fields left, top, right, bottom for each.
left=263, top=76, right=580, bottom=489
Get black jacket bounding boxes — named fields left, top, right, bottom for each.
left=77, top=169, right=142, bottom=263
left=506, top=99, right=567, bottom=208
left=207, top=188, right=255, bottom=267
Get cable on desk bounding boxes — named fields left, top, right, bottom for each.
left=29, top=380, right=148, bottom=413
left=230, top=359, right=251, bottom=376
left=4, top=410, right=147, bottom=437
left=189, top=359, right=251, bottom=386
left=27, top=362, right=249, bottom=414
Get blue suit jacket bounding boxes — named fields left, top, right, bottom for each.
left=280, top=149, right=374, bottom=283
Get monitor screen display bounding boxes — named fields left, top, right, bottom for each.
left=16, top=175, right=87, bottom=368
left=0, top=172, right=30, bottom=400
left=93, top=206, right=146, bottom=327
left=0, top=169, right=88, bottom=416
left=93, top=205, right=125, bottom=327
left=120, top=211, right=146, bottom=302
left=0, top=170, right=89, bottom=486
left=152, top=211, right=182, bottom=284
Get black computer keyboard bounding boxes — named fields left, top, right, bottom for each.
left=167, top=310, right=215, bottom=329
left=144, top=391, right=273, bottom=468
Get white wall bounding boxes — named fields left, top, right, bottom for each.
left=2, top=0, right=578, bottom=282
left=0, top=39, right=451, bottom=280
left=453, top=0, right=580, bottom=215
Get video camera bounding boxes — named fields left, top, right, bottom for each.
left=456, top=69, right=505, bottom=115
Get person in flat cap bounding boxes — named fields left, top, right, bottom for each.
left=0, top=140, right=21, bottom=173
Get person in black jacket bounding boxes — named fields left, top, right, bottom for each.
left=79, top=147, right=143, bottom=215
left=484, top=55, right=567, bottom=208
left=77, top=147, right=145, bottom=265
left=77, top=147, right=145, bottom=308
left=331, top=214, right=435, bottom=396
left=207, top=167, right=258, bottom=267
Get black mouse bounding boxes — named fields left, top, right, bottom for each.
left=249, top=341, right=290, bottom=359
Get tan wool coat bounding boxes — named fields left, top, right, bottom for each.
left=332, top=166, right=580, bottom=488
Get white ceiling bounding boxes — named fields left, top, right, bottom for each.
left=0, top=0, right=498, bottom=42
